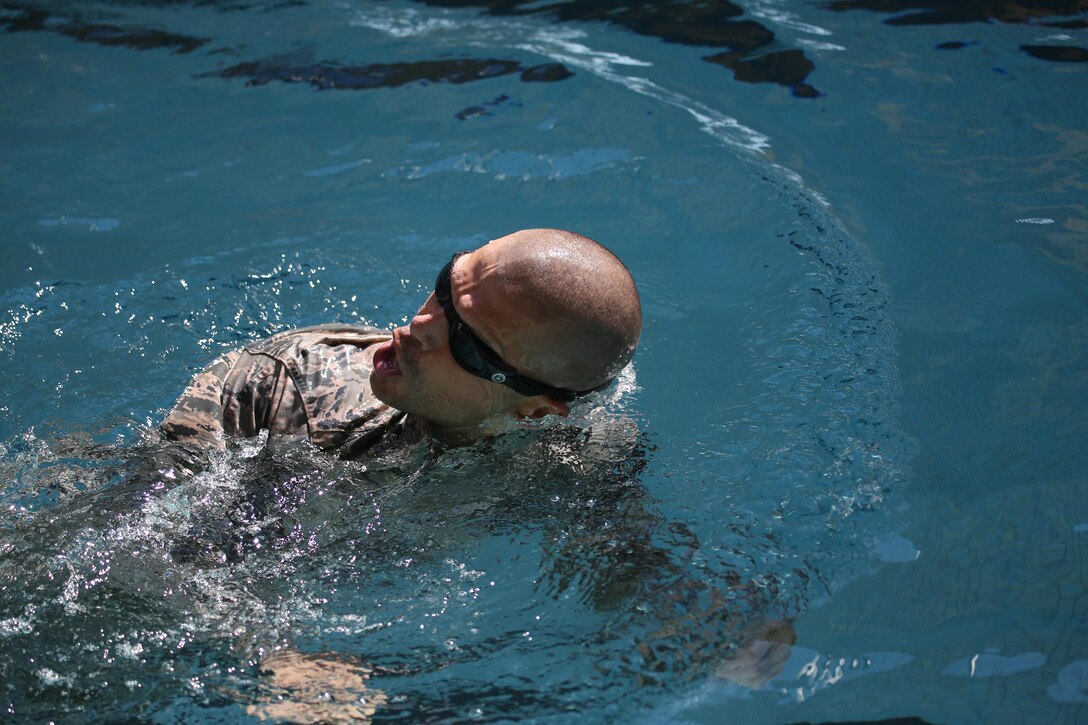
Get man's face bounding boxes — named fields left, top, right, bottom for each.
left=368, top=238, right=555, bottom=436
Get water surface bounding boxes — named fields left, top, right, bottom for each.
left=1, top=0, right=1085, bottom=722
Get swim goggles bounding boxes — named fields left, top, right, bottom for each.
left=434, top=252, right=608, bottom=402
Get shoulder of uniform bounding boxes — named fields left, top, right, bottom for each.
left=241, top=323, right=391, bottom=355
left=289, top=323, right=390, bottom=337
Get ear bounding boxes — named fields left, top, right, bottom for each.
left=514, top=395, right=569, bottom=420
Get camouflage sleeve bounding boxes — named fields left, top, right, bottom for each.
left=159, top=347, right=309, bottom=451
left=160, top=350, right=241, bottom=450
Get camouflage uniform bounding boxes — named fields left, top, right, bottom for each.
left=161, top=324, right=417, bottom=461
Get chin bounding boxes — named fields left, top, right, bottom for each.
left=368, top=372, right=399, bottom=408
left=371, top=378, right=429, bottom=419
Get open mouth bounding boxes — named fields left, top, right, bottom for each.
left=371, top=339, right=401, bottom=378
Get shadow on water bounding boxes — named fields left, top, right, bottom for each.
left=201, top=55, right=575, bottom=91
left=822, top=0, right=1088, bottom=28
left=0, top=0, right=823, bottom=96
left=0, top=2, right=576, bottom=110
left=822, top=0, right=1088, bottom=60
left=0, top=3, right=209, bottom=53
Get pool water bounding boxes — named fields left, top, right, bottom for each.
left=1, top=0, right=1086, bottom=722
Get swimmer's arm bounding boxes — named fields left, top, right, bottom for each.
left=714, top=619, right=795, bottom=688
left=245, top=648, right=386, bottom=723
left=160, top=350, right=239, bottom=451
left=539, top=463, right=796, bottom=689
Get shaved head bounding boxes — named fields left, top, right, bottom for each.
left=371, top=228, right=641, bottom=439
left=483, top=228, right=642, bottom=393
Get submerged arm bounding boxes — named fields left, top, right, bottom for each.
left=535, top=424, right=796, bottom=688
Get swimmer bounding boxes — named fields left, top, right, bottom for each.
left=160, top=228, right=641, bottom=461
left=157, top=230, right=793, bottom=717
left=156, top=228, right=642, bottom=721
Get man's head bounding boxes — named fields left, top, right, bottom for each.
left=369, top=228, right=641, bottom=442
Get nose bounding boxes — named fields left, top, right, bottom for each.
left=406, top=294, right=447, bottom=353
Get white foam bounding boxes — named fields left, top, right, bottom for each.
left=346, top=6, right=465, bottom=39
left=36, top=667, right=74, bottom=686
left=348, top=4, right=771, bottom=153
left=39, top=216, right=120, bottom=232
left=748, top=0, right=836, bottom=37
left=519, top=27, right=770, bottom=153
left=798, top=39, right=848, bottom=52
left=388, top=148, right=632, bottom=182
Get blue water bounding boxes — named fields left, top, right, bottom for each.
left=1, top=0, right=1086, bottom=722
